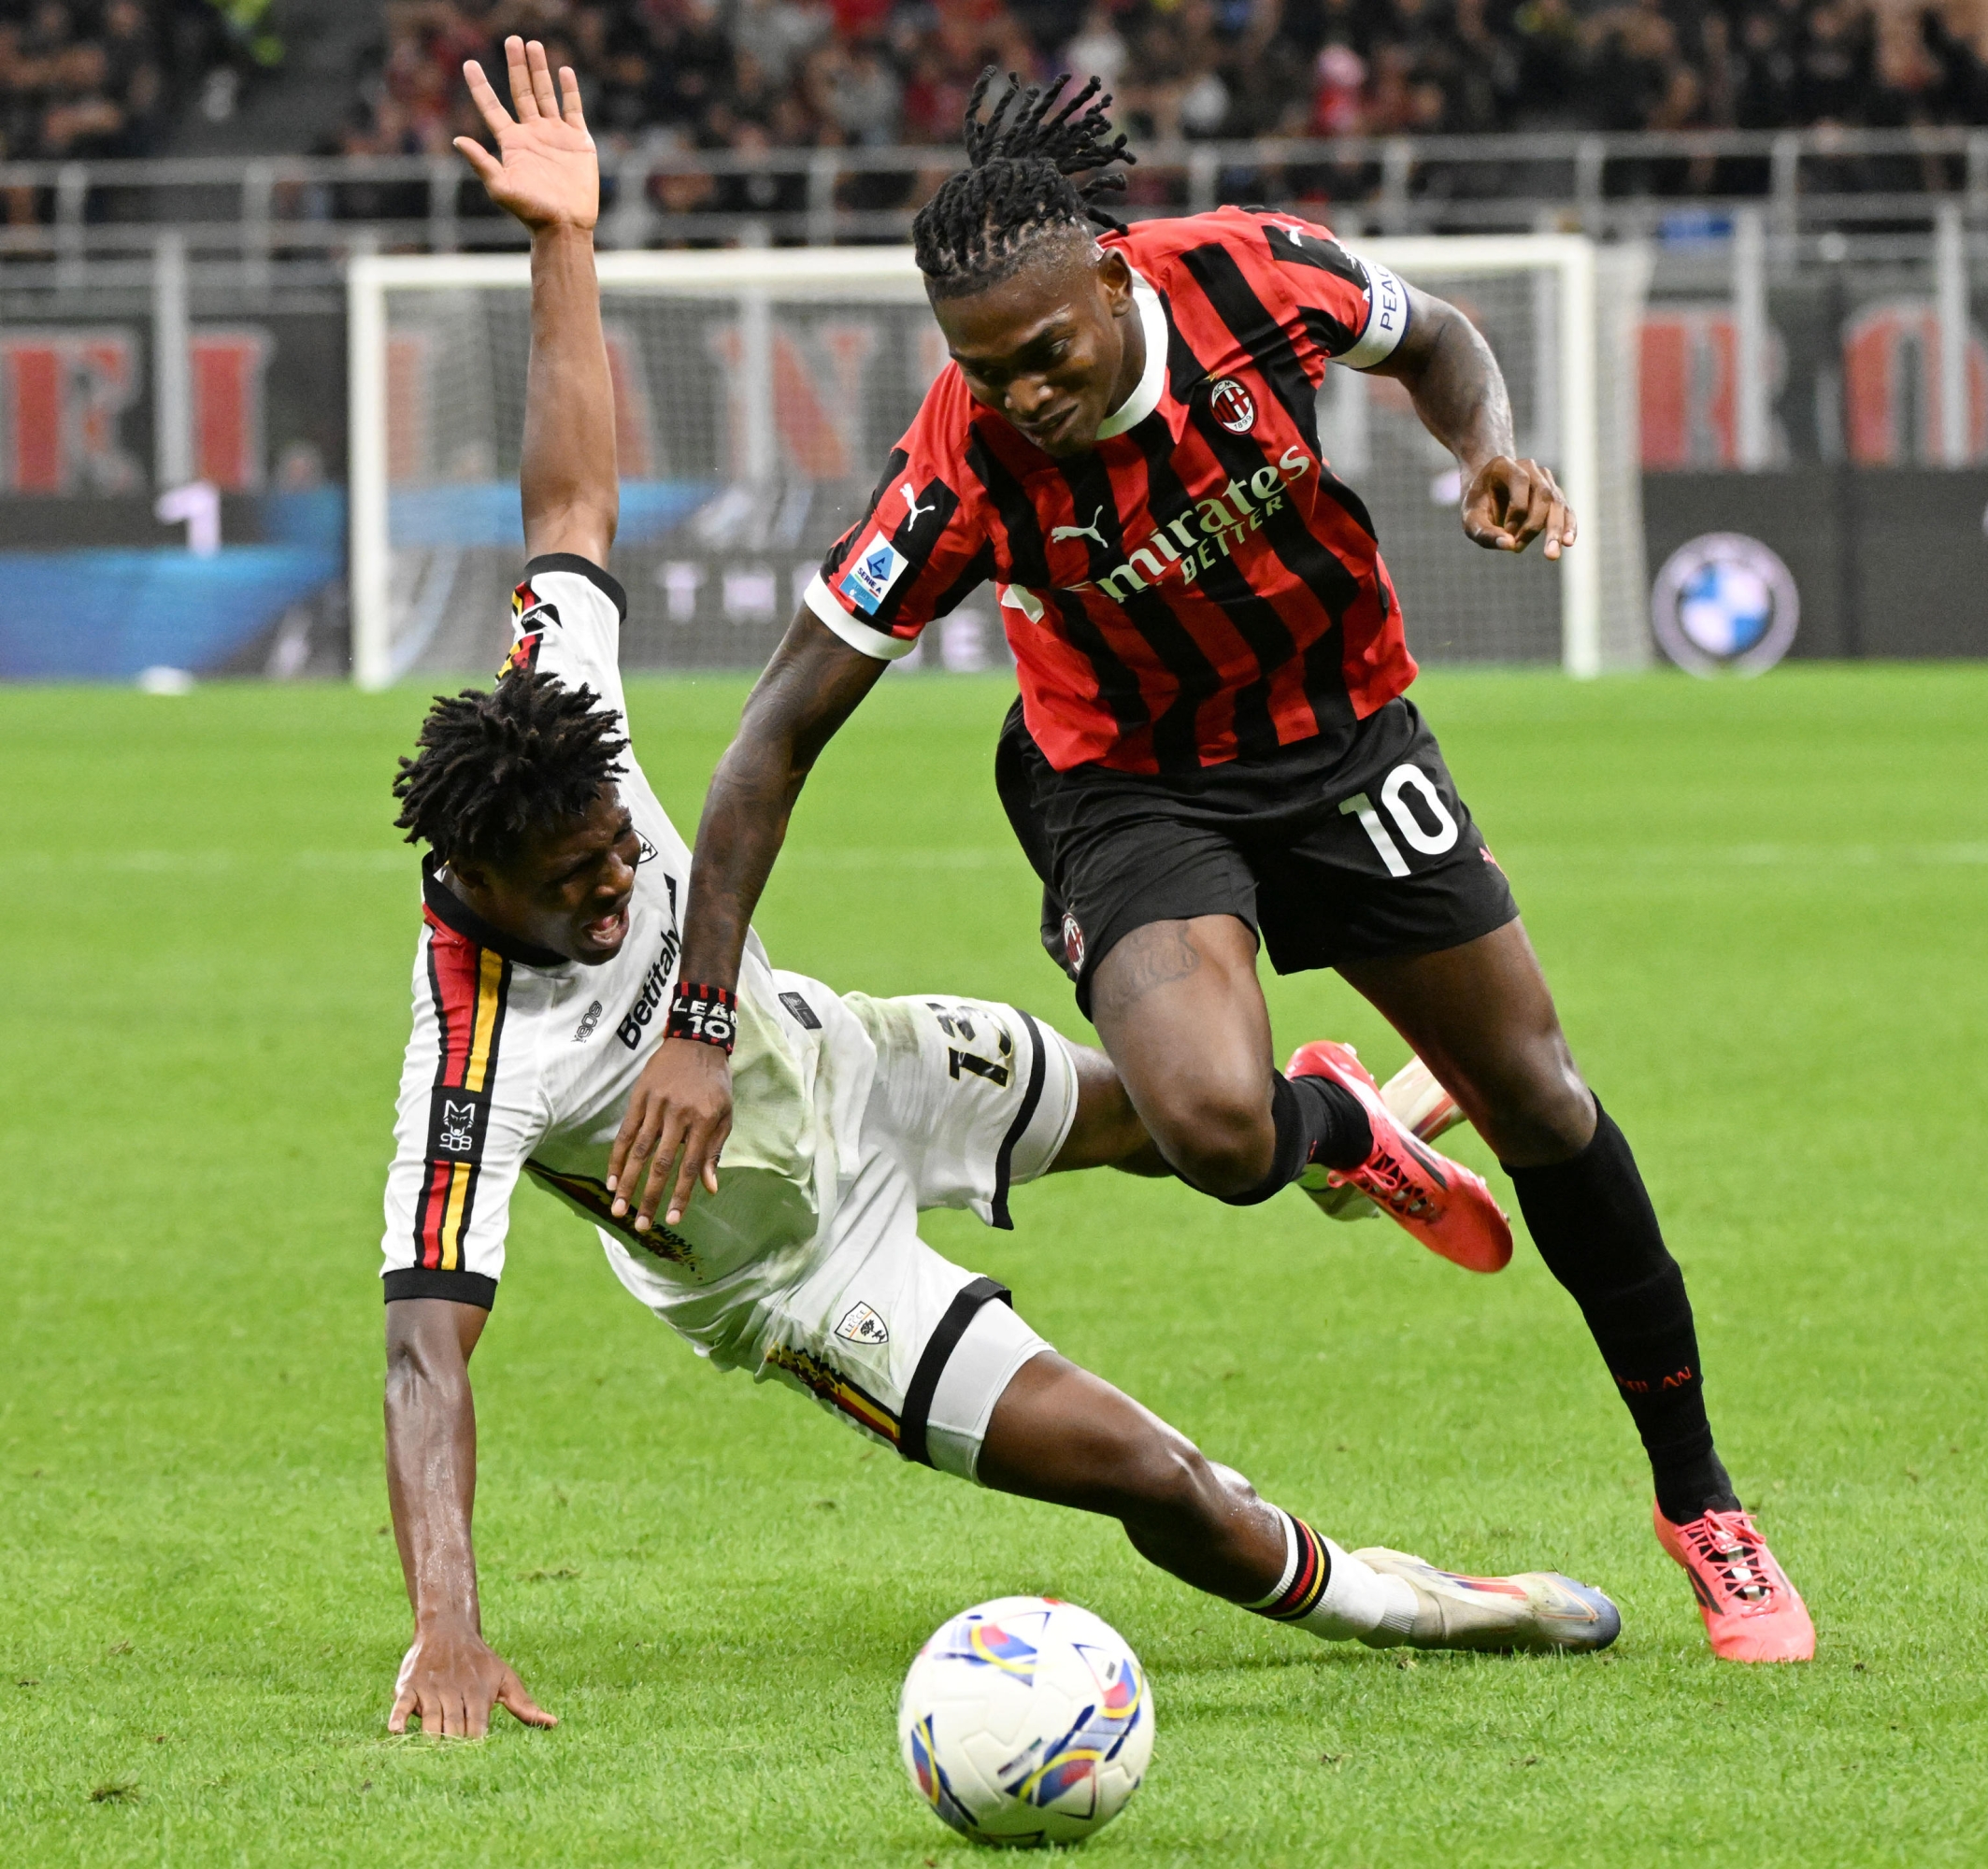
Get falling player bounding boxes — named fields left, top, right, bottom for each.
left=617, top=72, right=1812, bottom=1661
left=379, top=40, right=1623, bottom=1737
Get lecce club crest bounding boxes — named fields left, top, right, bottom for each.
left=834, top=1301, right=889, bottom=1347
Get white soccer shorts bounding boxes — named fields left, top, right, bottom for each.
left=597, top=992, right=1080, bottom=1481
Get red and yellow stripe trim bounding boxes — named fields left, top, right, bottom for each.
left=522, top=1161, right=696, bottom=1265
left=1259, top=1516, right=1332, bottom=1622
left=763, top=1343, right=900, bottom=1447
left=411, top=921, right=511, bottom=1275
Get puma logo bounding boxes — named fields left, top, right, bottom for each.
left=900, top=481, right=936, bottom=529
left=1051, top=505, right=1108, bottom=549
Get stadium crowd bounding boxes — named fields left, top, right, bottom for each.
left=0, top=0, right=279, bottom=162
left=342, top=0, right=1988, bottom=172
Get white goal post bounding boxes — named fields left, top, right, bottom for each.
left=349, top=235, right=1647, bottom=689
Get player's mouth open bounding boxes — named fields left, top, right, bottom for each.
left=583, top=903, right=630, bottom=946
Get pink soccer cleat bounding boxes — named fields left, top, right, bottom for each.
left=1654, top=1501, right=1816, bottom=1662
left=1310, top=1050, right=1467, bottom=1222
left=1286, top=1040, right=1513, bottom=1274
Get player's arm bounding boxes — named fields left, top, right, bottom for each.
left=606, top=613, right=885, bottom=1231
left=454, top=36, right=615, bottom=564
left=609, top=421, right=988, bottom=1232
left=1365, top=284, right=1577, bottom=561
left=384, top=1298, right=556, bottom=1737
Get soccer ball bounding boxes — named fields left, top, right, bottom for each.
left=897, top=1595, right=1153, bottom=1847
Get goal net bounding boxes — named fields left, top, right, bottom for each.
left=349, top=237, right=1649, bottom=688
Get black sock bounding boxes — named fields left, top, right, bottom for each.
left=1215, top=1073, right=1372, bottom=1206
left=1505, top=1100, right=1741, bottom=1525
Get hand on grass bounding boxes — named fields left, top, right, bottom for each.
left=454, top=36, right=597, bottom=235
left=607, top=1037, right=733, bottom=1232
left=1461, top=455, right=1577, bottom=560
left=390, top=1623, right=556, bottom=1739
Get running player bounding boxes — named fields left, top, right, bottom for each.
left=616, top=72, right=1813, bottom=1662
left=381, top=42, right=1623, bottom=1737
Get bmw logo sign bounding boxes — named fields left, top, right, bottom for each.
left=1651, top=533, right=1799, bottom=677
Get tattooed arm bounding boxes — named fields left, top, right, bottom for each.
left=1366, top=284, right=1577, bottom=561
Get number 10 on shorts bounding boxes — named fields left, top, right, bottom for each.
left=1339, top=764, right=1460, bottom=877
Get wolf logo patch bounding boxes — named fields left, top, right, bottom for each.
left=437, top=1100, right=477, bottom=1153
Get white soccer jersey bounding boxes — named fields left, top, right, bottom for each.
left=379, top=552, right=1085, bottom=1474
left=379, top=553, right=875, bottom=1339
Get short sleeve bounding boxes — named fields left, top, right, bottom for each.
left=379, top=924, right=545, bottom=1309
left=501, top=553, right=630, bottom=717
left=806, top=426, right=994, bottom=659
left=1249, top=212, right=1410, bottom=374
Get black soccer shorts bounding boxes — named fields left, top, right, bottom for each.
left=994, top=695, right=1520, bottom=1019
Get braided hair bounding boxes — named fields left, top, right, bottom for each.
left=912, top=67, right=1136, bottom=300
left=393, top=669, right=627, bottom=865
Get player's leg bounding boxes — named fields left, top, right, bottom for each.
left=1084, top=920, right=1511, bottom=1269
left=721, top=992, right=1613, bottom=1655
left=994, top=702, right=1366, bottom=1201
left=1036, top=1029, right=1173, bottom=1177
left=1340, top=921, right=1723, bottom=1505
left=994, top=704, right=1504, bottom=1260
left=1084, top=915, right=1438, bottom=1201
left=974, top=1348, right=1619, bottom=1654
left=1338, top=918, right=1815, bottom=1661
left=908, top=990, right=1476, bottom=1215
left=1085, top=916, right=1299, bottom=1194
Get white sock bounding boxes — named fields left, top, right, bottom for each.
left=1242, top=1508, right=1303, bottom=1611
left=1244, top=1513, right=1419, bottom=1646
left=1297, top=1540, right=1419, bottom=1645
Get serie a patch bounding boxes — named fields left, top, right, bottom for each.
left=839, top=532, right=911, bottom=615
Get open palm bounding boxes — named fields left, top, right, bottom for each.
left=455, top=37, right=597, bottom=234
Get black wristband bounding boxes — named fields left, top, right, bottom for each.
left=666, top=982, right=737, bottom=1053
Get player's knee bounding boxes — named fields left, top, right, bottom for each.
left=1102, top=1431, right=1231, bottom=1538
left=1144, top=1079, right=1274, bottom=1195
left=1470, top=1040, right=1594, bottom=1163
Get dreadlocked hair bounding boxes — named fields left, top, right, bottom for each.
left=912, top=66, right=1136, bottom=299
left=392, top=668, right=628, bottom=865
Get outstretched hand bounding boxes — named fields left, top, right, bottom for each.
left=1461, top=455, right=1577, bottom=561
left=390, top=1623, right=556, bottom=1739
left=454, top=36, right=597, bottom=233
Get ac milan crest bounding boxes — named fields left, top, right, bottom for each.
left=1061, top=910, right=1086, bottom=973
left=1209, top=378, right=1256, bottom=434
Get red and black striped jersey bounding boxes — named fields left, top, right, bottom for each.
left=806, top=207, right=1418, bottom=776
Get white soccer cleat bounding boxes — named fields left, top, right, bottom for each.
left=1351, top=1548, right=1622, bottom=1653
left=1309, top=1048, right=1466, bottom=1223
left=1380, top=1053, right=1466, bottom=1145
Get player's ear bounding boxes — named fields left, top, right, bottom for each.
left=1095, top=248, right=1134, bottom=317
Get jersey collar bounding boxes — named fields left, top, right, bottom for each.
left=422, top=852, right=570, bottom=970
left=1095, top=268, right=1166, bottom=441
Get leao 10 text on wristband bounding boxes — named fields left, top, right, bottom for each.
left=666, top=982, right=737, bottom=1053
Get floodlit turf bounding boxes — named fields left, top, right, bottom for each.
left=2, top=663, right=1984, bottom=1867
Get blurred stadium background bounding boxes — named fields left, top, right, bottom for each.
left=4, top=0, right=1988, bottom=681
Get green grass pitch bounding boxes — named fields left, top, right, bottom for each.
left=2, top=664, right=1984, bottom=1866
